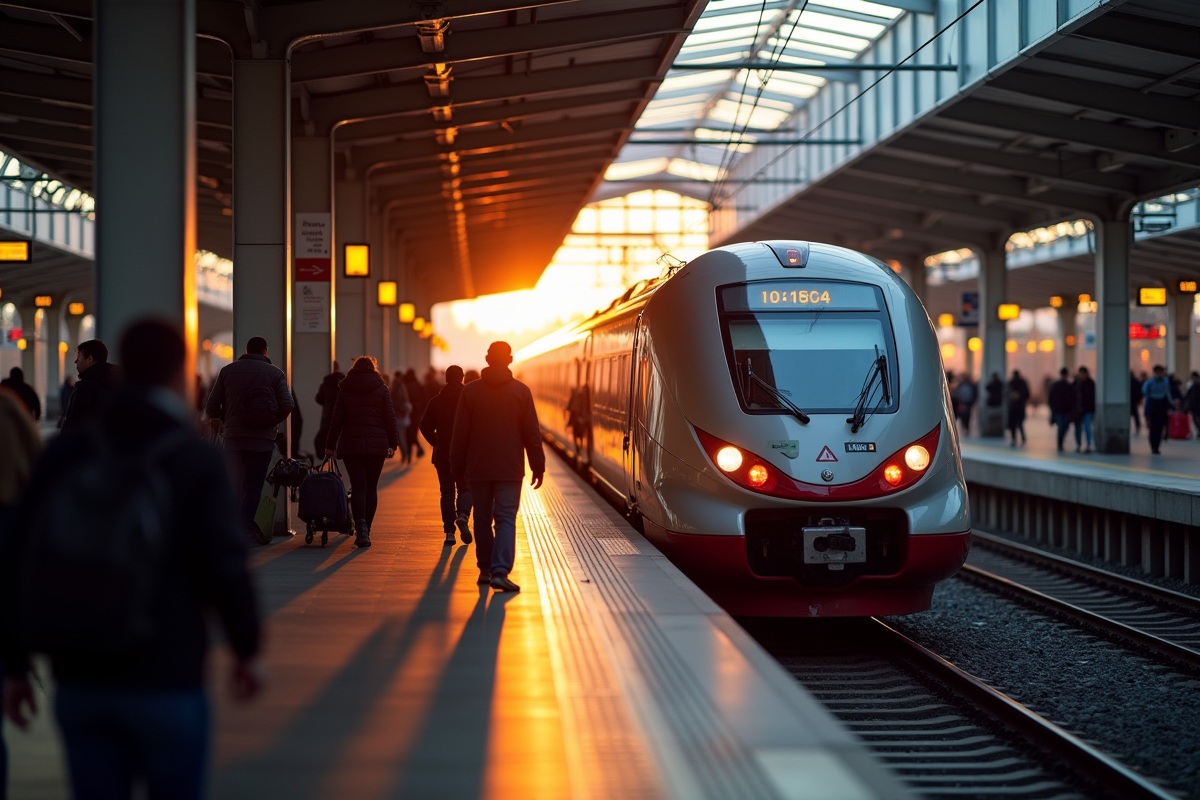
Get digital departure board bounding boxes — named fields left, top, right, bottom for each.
left=722, top=281, right=880, bottom=312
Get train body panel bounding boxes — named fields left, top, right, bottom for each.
left=517, top=240, right=971, bottom=616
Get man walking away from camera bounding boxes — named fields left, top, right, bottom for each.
left=2, top=319, right=263, bottom=800
left=205, top=336, right=293, bottom=541
left=420, top=365, right=473, bottom=547
left=450, top=342, right=545, bottom=592
left=1048, top=368, right=1074, bottom=453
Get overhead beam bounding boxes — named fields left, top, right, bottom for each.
left=940, top=100, right=1200, bottom=170
left=0, top=95, right=90, bottom=128
left=1075, top=12, right=1200, bottom=61
left=371, top=147, right=610, bottom=183
left=812, top=177, right=1029, bottom=225
left=293, top=7, right=687, bottom=83
left=988, top=71, right=1200, bottom=132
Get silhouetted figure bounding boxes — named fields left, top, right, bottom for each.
left=1073, top=366, right=1096, bottom=453
left=419, top=365, right=473, bottom=547
left=61, top=340, right=119, bottom=431
left=1130, top=371, right=1143, bottom=435
left=313, top=361, right=344, bottom=456
left=1143, top=364, right=1178, bottom=454
left=390, top=371, right=412, bottom=462
left=58, top=376, right=75, bottom=427
left=951, top=375, right=976, bottom=435
left=325, top=356, right=398, bottom=548
left=2, top=319, right=263, bottom=800
left=464, top=369, right=480, bottom=384
left=205, top=336, right=294, bottom=542
left=1185, top=371, right=1200, bottom=437
left=450, top=341, right=546, bottom=592
left=403, top=369, right=427, bottom=461
left=1007, top=370, right=1030, bottom=447
left=985, top=372, right=1003, bottom=410
left=0, top=368, right=40, bottom=422
left=1048, top=368, right=1074, bottom=453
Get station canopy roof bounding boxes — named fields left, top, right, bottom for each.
left=0, top=0, right=706, bottom=303
left=598, top=0, right=911, bottom=199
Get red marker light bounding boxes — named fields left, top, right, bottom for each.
left=786, top=248, right=801, bottom=265
left=883, top=464, right=903, bottom=486
left=747, top=464, right=769, bottom=487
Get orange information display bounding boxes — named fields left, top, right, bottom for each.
left=1138, top=287, right=1167, bottom=306
left=0, top=241, right=31, bottom=262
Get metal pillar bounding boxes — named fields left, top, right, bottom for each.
left=232, top=58, right=290, bottom=397
left=1094, top=215, right=1132, bottom=454
left=94, top=0, right=196, bottom=380
left=290, top=135, right=333, bottom=450
left=1059, top=305, right=1077, bottom=373
left=334, top=176, right=367, bottom=363
left=43, top=302, right=61, bottom=418
left=978, top=248, right=1007, bottom=437
left=1170, top=289, right=1192, bottom=379
left=367, top=201, right=387, bottom=370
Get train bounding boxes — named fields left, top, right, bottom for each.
left=515, top=241, right=971, bottom=616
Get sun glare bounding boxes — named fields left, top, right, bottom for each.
left=433, top=191, right=709, bottom=369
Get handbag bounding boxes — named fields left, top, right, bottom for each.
left=253, top=493, right=277, bottom=544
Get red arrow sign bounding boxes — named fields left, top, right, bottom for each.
left=296, top=258, right=330, bottom=281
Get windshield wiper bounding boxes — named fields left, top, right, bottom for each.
left=745, top=358, right=810, bottom=424
left=847, top=346, right=890, bottom=434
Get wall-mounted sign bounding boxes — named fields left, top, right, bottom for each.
left=344, top=244, right=370, bottom=277
left=1137, top=287, right=1167, bottom=306
left=0, top=241, right=30, bottom=262
left=34, top=295, right=52, bottom=307
left=997, top=303, right=1020, bottom=321
left=959, top=291, right=979, bottom=326
left=295, top=213, right=331, bottom=334
left=1179, top=280, right=1198, bottom=293
left=68, top=302, right=84, bottom=315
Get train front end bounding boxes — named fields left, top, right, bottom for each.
left=634, top=241, right=971, bottom=616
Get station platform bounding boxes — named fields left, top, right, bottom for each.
left=958, top=406, right=1200, bottom=527
left=7, top=452, right=905, bottom=800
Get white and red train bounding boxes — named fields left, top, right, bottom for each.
left=516, top=241, right=971, bottom=616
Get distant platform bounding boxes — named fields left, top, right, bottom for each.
left=9, top=451, right=907, bottom=799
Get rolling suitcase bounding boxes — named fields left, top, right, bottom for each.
left=1168, top=411, right=1191, bottom=440
left=297, top=458, right=351, bottom=546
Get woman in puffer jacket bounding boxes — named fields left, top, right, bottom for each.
left=325, top=356, right=398, bottom=547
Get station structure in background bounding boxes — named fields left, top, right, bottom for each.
left=1, top=0, right=1200, bottom=454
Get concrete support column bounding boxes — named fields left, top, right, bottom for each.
left=334, top=176, right=367, bottom=363
left=1094, top=215, right=1132, bottom=454
left=232, top=58, right=290, bottom=402
left=1059, top=305, right=1077, bottom=373
left=94, top=0, right=196, bottom=379
left=291, top=136, right=334, bottom=450
left=1170, top=290, right=1192, bottom=379
left=17, top=304, right=36, bottom=393
left=978, top=248, right=1007, bottom=437
left=43, top=302, right=61, bottom=418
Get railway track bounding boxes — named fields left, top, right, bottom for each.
left=962, top=531, right=1200, bottom=670
left=749, top=618, right=1176, bottom=800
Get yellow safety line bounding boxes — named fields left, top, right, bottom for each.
left=961, top=446, right=1200, bottom=483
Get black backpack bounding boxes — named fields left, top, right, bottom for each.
left=241, top=374, right=279, bottom=429
left=18, top=428, right=190, bottom=658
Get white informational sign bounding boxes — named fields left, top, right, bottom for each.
left=296, top=282, right=330, bottom=333
left=295, top=213, right=331, bottom=333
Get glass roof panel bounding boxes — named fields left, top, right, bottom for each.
left=810, top=0, right=904, bottom=20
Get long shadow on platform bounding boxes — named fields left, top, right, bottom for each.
left=254, top=539, right=370, bottom=616
left=215, top=543, right=471, bottom=798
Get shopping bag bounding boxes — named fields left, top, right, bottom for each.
left=253, top=493, right=277, bottom=544
left=1168, top=411, right=1191, bottom=440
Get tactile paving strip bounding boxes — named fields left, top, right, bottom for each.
left=526, top=471, right=782, bottom=800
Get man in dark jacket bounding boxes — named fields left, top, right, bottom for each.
left=313, top=361, right=344, bottom=455
left=60, top=339, right=119, bottom=431
left=420, top=365, right=473, bottom=547
left=451, top=342, right=545, bottom=592
left=2, top=318, right=263, bottom=800
left=205, top=336, right=294, bottom=540
left=1073, top=366, right=1096, bottom=453
left=1047, top=368, right=1075, bottom=453
left=0, top=367, right=40, bottom=421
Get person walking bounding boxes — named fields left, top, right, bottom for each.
left=324, top=356, right=398, bottom=548
left=1, top=319, right=263, bottom=800
left=390, top=370, right=412, bottom=462
left=1143, top=364, right=1178, bottom=455
left=0, top=368, right=40, bottom=422
left=1006, top=370, right=1030, bottom=447
left=1184, top=371, right=1200, bottom=436
left=1073, top=366, right=1096, bottom=453
left=1130, top=371, right=1144, bottom=435
left=403, top=369, right=427, bottom=461
left=951, top=374, right=977, bottom=435
left=451, top=341, right=546, bottom=593
left=312, top=361, right=344, bottom=456
left=205, top=336, right=294, bottom=542
left=60, top=340, right=119, bottom=431
left=419, top=365, right=473, bottom=547
left=1048, top=368, right=1075, bottom=453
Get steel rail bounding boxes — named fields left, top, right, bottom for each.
left=972, top=530, right=1200, bottom=614
left=956, top=563, right=1200, bottom=671
left=871, top=618, right=1178, bottom=800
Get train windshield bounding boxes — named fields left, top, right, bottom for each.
left=718, top=281, right=899, bottom=416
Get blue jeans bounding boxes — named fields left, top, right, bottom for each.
left=226, top=449, right=274, bottom=526
left=436, top=463, right=473, bottom=533
left=1053, top=413, right=1071, bottom=450
left=55, top=684, right=208, bottom=800
left=470, top=481, right=521, bottom=574
left=1074, top=412, right=1094, bottom=449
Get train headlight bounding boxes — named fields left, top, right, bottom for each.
left=904, top=445, right=930, bottom=471
left=883, top=464, right=903, bottom=485
left=716, top=446, right=743, bottom=472
left=747, top=464, right=769, bottom=487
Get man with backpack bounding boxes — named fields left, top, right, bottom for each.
left=2, top=319, right=263, bottom=800
left=205, top=336, right=294, bottom=542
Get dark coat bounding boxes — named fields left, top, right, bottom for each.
left=419, top=382, right=465, bottom=467
left=61, top=362, right=120, bottom=431
left=1, top=387, right=260, bottom=689
left=326, top=370, right=399, bottom=457
left=1048, top=379, right=1075, bottom=416
left=0, top=375, right=41, bottom=421
left=404, top=375, right=427, bottom=428
left=985, top=378, right=1004, bottom=407
left=1075, top=377, right=1096, bottom=415
left=312, top=371, right=344, bottom=453
left=450, top=365, right=546, bottom=483
left=205, top=353, right=294, bottom=452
